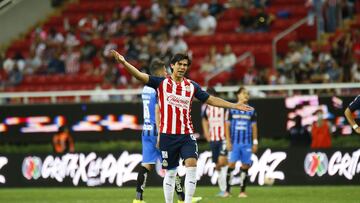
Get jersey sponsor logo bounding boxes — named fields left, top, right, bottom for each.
left=166, top=94, right=190, bottom=109
left=233, top=114, right=251, bottom=119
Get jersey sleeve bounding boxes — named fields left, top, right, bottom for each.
left=146, top=76, right=165, bottom=89
left=348, top=95, right=360, bottom=112
left=191, top=81, right=210, bottom=102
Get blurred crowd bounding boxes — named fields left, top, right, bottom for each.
left=0, top=0, right=358, bottom=91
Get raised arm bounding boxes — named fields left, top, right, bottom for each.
left=206, top=95, right=253, bottom=111
left=345, top=107, right=360, bottom=134
left=111, top=50, right=149, bottom=84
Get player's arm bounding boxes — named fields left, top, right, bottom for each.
left=252, top=123, right=258, bottom=153
left=345, top=107, right=360, bottom=134
left=206, top=95, right=253, bottom=111
left=225, top=109, right=232, bottom=151
left=155, top=104, right=161, bottom=148
left=202, top=118, right=211, bottom=142
left=225, top=121, right=232, bottom=151
left=344, top=95, right=360, bottom=134
left=110, top=50, right=149, bottom=83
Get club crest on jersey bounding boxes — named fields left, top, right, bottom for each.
left=162, top=159, right=168, bottom=167
left=185, top=85, right=191, bottom=92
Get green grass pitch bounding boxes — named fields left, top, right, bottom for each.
left=0, top=186, right=359, bottom=203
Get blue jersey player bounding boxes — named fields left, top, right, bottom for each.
left=344, top=95, right=360, bottom=134
left=224, top=87, right=258, bottom=198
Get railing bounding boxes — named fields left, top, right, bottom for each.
left=272, top=17, right=308, bottom=68
left=0, top=83, right=359, bottom=104
left=204, top=51, right=254, bottom=85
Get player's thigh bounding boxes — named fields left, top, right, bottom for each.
left=180, top=134, right=198, bottom=162
left=240, top=145, right=253, bottom=166
left=228, top=144, right=241, bottom=163
left=159, top=134, right=181, bottom=169
left=142, top=135, right=160, bottom=164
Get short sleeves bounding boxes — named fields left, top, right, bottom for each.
left=146, top=76, right=165, bottom=89
left=191, top=81, right=210, bottom=103
left=348, top=95, right=360, bottom=112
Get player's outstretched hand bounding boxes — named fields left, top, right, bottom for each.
left=355, top=127, right=360, bottom=134
left=235, top=103, right=254, bottom=111
left=110, top=50, right=126, bottom=64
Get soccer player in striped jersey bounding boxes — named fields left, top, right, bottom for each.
left=225, top=87, right=258, bottom=198
left=344, top=95, right=360, bottom=134
left=201, top=87, right=228, bottom=196
left=133, top=59, right=198, bottom=203
left=111, top=50, right=253, bottom=203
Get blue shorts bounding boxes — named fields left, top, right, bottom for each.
left=142, top=133, right=161, bottom=164
left=159, top=133, right=198, bottom=169
left=209, top=140, right=227, bottom=163
left=228, top=144, right=252, bottom=165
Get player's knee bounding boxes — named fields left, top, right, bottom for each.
left=228, top=162, right=236, bottom=169
left=241, top=164, right=251, bottom=170
left=184, top=158, right=197, bottom=167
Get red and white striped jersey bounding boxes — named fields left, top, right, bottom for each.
left=147, top=76, right=210, bottom=135
left=202, top=105, right=226, bottom=141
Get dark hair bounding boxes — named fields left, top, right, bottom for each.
left=235, top=86, right=246, bottom=95
left=170, top=53, right=192, bottom=66
left=149, top=58, right=165, bottom=75
left=206, top=86, right=217, bottom=96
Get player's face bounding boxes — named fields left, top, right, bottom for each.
left=237, top=89, right=249, bottom=103
left=171, top=59, right=189, bottom=79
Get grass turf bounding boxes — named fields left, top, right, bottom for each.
left=0, top=186, right=359, bottom=203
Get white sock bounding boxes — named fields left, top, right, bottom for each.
left=219, top=166, right=228, bottom=192
left=163, top=169, right=177, bottom=203
left=184, top=167, right=197, bottom=203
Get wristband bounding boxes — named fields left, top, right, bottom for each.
left=253, top=139, right=258, bottom=145
left=353, top=124, right=359, bottom=130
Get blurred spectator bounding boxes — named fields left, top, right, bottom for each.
left=255, top=7, right=274, bottom=32
left=121, top=0, right=142, bottom=24
left=351, top=61, right=360, bottom=82
left=209, top=0, right=224, bottom=18
left=183, top=6, right=200, bottom=31
left=243, top=67, right=257, bottom=85
left=80, top=39, right=97, bottom=61
left=125, top=37, right=141, bottom=61
left=169, top=18, right=190, bottom=38
left=78, top=14, right=98, bottom=39
left=6, top=64, right=23, bottom=86
left=48, top=50, right=65, bottom=74
left=200, top=45, right=221, bottom=76
left=236, top=9, right=255, bottom=32
left=53, top=125, right=75, bottom=154
left=196, top=10, right=217, bottom=35
left=311, top=109, right=332, bottom=149
left=289, top=115, right=311, bottom=147
left=219, top=44, right=236, bottom=70
left=170, top=36, right=188, bottom=55
left=107, top=9, right=123, bottom=37
left=24, top=50, right=42, bottom=75
left=62, top=47, right=80, bottom=74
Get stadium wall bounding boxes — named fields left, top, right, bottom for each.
left=0, top=148, right=359, bottom=187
